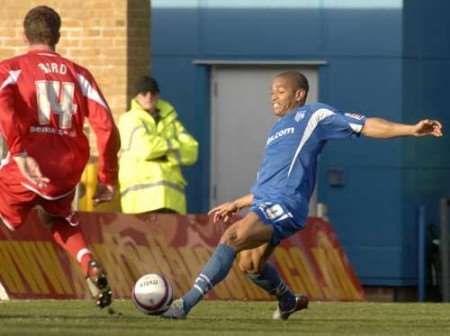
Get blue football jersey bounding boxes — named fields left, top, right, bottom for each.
left=250, top=102, right=366, bottom=222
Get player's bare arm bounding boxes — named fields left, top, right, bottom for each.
left=361, top=117, right=443, bottom=138
left=208, top=193, right=254, bottom=224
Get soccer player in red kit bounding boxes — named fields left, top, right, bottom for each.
left=0, top=6, right=120, bottom=308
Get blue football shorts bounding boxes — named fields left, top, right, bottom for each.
left=250, top=200, right=306, bottom=245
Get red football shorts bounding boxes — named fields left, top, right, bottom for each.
left=0, top=170, right=75, bottom=231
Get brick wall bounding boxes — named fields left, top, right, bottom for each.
left=0, top=0, right=151, bottom=121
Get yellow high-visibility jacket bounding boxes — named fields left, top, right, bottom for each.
left=118, top=98, right=198, bottom=214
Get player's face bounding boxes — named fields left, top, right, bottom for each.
left=271, top=76, right=304, bottom=117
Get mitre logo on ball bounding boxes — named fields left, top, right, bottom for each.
left=131, top=273, right=173, bottom=315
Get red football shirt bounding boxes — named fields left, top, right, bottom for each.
left=0, top=49, right=120, bottom=198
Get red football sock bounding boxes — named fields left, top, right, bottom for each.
left=51, top=219, right=93, bottom=276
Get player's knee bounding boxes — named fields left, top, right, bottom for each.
left=220, top=229, right=238, bottom=247
left=220, top=226, right=248, bottom=251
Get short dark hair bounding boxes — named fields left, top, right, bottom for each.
left=277, top=71, right=309, bottom=102
left=135, top=76, right=160, bottom=96
left=24, top=6, right=61, bottom=46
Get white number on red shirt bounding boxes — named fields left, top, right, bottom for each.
left=36, top=80, right=77, bottom=129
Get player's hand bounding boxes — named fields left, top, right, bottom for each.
left=208, top=201, right=239, bottom=224
left=13, top=153, right=50, bottom=189
left=413, top=119, right=443, bottom=137
left=93, top=183, right=115, bottom=205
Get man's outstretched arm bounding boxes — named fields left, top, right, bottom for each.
left=208, top=193, right=254, bottom=224
left=361, top=118, right=443, bottom=138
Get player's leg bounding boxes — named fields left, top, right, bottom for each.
left=239, top=244, right=296, bottom=305
left=240, top=201, right=309, bottom=319
left=162, top=211, right=273, bottom=319
left=38, top=209, right=93, bottom=274
left=239, top=245, right=308, bottom=320
left=0, top=171, right=36, bottom=231
left=40, top=195, right=112, bottom=308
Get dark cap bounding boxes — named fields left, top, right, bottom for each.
left=135, top=75, right=160, bottom=95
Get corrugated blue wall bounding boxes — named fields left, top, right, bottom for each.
left=399, top=0, right=450, bottom=285
left=151, top=0, right=450, bottom=286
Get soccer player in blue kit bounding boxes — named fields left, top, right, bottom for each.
left=162, top=71, right=443, bottom=319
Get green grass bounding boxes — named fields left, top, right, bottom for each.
left=0, top=300, right=449, bottom=336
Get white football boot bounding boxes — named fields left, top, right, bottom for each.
left=161, top=298, right=187, bottom=319
left=86, top=260, right=112, bottom=309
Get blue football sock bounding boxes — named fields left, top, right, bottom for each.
left=247, top=263, right=296, bottom=310
left=182, top=244, right=236, bottom=313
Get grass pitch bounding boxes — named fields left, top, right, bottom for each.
left=0, top=300, right=449, bottom=336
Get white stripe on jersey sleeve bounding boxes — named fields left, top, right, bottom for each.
left=0, top=70, right=22, bottom=90
left=349, top=122, right=363, bottom=133
left=77, top=73, right=108, bottom=109
left=287, top=108, right=335, bottom=177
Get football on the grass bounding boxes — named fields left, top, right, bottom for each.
left=131, top=273, right=173, bottom=315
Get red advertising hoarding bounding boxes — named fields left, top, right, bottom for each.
left=0, top=212, right=365, bottom=301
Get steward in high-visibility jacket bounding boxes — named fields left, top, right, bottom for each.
left=118, top=76, right=198, bottom=214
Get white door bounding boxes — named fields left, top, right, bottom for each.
left=210, top=66, right=319, bottom=215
